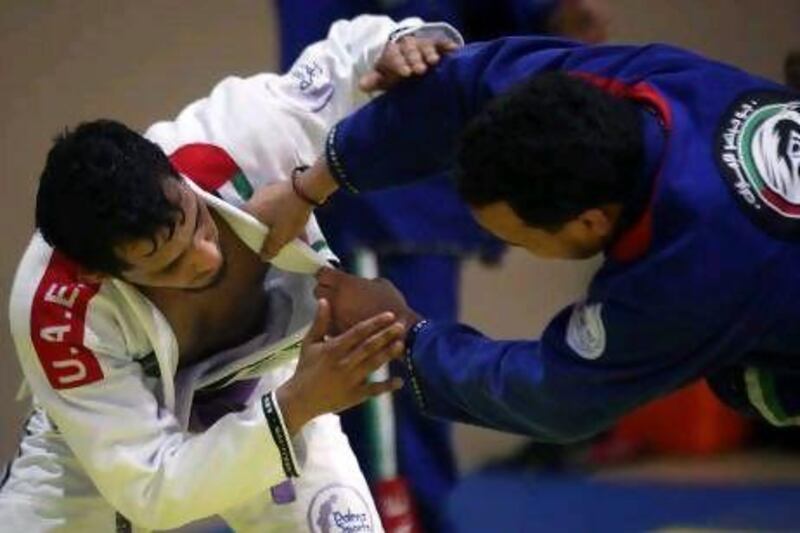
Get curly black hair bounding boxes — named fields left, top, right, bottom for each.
left=35, top=119, right=181, bottom=275
left=456, top=72, right=643, bottom=230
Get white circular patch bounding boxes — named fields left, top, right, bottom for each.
left=307, top=483, right=374, bottom=533
left=566, top=302, right=606, bottom=360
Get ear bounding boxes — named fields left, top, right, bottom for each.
left=577, top=205, right=619, bottom=239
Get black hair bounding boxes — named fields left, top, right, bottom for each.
left=456, top=72, right=643, bottom=230
left=35, top=119, right=181, bottom=274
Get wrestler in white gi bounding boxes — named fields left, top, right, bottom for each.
left=1, top=16, right=461, bottom=532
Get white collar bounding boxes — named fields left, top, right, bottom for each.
left=185, top=178, right=328, bottom=274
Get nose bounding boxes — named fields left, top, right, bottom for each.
left=190, top=234, right=222, bottom=277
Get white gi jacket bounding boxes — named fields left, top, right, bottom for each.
left=2, top=16, right=462, bottom=532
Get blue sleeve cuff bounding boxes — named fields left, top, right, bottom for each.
left=403, top=318, right=434, bottom=411
left=325, top=124, right=360, bottom=194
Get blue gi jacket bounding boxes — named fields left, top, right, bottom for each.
left=286, top=2, right=558, bottom=261
left=325, top=37, right=800, bottom=441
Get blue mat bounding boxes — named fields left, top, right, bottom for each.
left=447, top=470, right=800, bottom=532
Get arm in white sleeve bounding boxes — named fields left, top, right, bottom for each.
left=143, top=15, right=462, bottom=264
left=146, top=14, right=463, bottom=177
left=265, top=14, right=464, bottom=136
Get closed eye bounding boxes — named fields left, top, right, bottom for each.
left=158, top=192, right=202, bottom=273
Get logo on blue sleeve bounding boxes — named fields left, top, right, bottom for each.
left=717, top=91, right=800, bottom=239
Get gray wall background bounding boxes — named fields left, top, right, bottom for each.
left=1, top=1, right=797, bottom=468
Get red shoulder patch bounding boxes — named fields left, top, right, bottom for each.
left=30, top=252, right=104, bottom=389
left=169, top=143, right=240, bottom=193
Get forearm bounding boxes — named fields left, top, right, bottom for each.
left=404, top=320, right=614, bottom=442
left=321, top=37, right=596, bottom=194
left=49, top=388, right=298, bottom=529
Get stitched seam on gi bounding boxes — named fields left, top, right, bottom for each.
left=404, top=319, right=432, bottom=411
left=325, top=126, right=359, bottom=193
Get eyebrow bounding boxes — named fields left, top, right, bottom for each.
left=154, top=192, right=201, bottom=270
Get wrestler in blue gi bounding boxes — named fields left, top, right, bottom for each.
left=276, top=5, right=608, bottom=530
left=258, top=36, right=800, bottom=438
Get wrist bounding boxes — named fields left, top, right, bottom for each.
left=291, top=166, right=324, bottom=208
left=297, top=158, right=338, bottom=205
left=275, top=381, right=311, bottom=436
left=400, top=308, right=423, bottom=336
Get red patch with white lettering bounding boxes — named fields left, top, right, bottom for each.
left=30, top=251, right=104, bottom=389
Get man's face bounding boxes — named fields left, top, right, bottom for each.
left=114, top=179, right=224, bottom=289
left=472, top=201, right=612, bottom=259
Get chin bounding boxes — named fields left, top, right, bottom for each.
left=570, top=247, right=603, bottom=260
left=525, top=246, right=601, bottom=260
left=188, top=258, right=227, bottom=291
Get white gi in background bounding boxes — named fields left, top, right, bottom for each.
left=0, top=16, right=463, bottom=532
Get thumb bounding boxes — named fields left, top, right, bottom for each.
left=437, top=39, right=460, bottom=53
left=307, top=298, right=331, bottom=342
left=261, top=230, right=285, bottom=261
left=359, top=70, right=385, bottom=92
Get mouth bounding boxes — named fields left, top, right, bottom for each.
left=188, top=255, right=228, bottom=291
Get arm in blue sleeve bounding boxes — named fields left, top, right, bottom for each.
left=325, top=36, right=585, bottom=192
left=403, top=299, right=724, bottom=443
left=324, top=37, right=699, bottom=193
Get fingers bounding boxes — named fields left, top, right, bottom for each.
left=383, top=42, right=412, bottom=78
left=314, top=267, right=339, bottom=299
left=262, top=217, right=303, bottom=260
left=362, top=377, right=404, bottom=398
left=306, top=299, right=331, bottom=342
left=331, top=311, right=397, bottom=354
left=315, top=265, right=342, bottom=287
left=361, top=37, right=461, bottom=94
left=435, top=38, right=460, bottom=53
left=356, top=339, right=405, bottom=379
left=341, top=324, right=405, bottom=369
left=312, top=283, right=327, bottom=300
left=419, top=40, right=440, bottom=65
left=358, top=70, right=386, bottom=92
left=399, top=36, right=427, bottom=74
left=261, top=233, right=283, bottom=261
